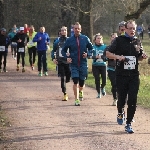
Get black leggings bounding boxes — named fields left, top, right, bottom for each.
left=0, top=52, right=7, bottom=69
left=92, top=65, right=106, bottom=93
left=107, top=70, right=117, bottom=99
left=17, top=52, right=25, bottom=67
left=28, top=46, right=37, bottom=66
left=58, top=63, right=71, bottom=94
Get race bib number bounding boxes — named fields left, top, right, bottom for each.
left=59, top=47, right=63, bottom=57
left=11, top=42, right=17, bottom=45
left=28, top=41, right=34, bottom=46
left=0, top=46, right=5, bottom=51
left=18, top=48, right=24, bottom=52
left=137, top=32, right=141, bottom=35
left=96, top=50, right=103, bottom=62
left=124, top=56, right=136, bottom=70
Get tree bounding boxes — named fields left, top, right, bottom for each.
left=0, top=0, right=4, bottom=28
left=124, top=0, right=150, bottom=20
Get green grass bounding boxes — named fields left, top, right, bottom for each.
left=24, top=34, right=150, bottom=108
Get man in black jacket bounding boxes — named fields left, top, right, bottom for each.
left=14, top=27, right=28, bottom=72
left=0, top=28, right=10, bottom=72
left=106, top=20, right=147, bottom=133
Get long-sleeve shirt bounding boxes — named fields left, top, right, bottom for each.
left=33, top=32, right=50, bottom=51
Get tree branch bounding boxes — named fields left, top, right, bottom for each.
left=124, top=0, right=150, bottom=21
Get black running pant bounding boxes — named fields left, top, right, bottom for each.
left=92, top=65, right=106, bottom=94
left=107, top=70, right=117, bottom=99
left=17, top=52, right=25, bottom=67
left=116, top=75, right=139, bottom=124
left=28, top=46, right=37, bottom=66
left=0, top=51, right=7, bottom=69
left=58, top=63, right=71, bottom=94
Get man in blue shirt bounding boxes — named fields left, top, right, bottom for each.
left=33, top=26, right=50, bottom=76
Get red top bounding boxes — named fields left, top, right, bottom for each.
left=24, top=27, right=30, bottom=33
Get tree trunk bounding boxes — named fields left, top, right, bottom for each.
left=124, top=0, right=150, bottom=20
left=79, top=0, right=92, bottom=39
left=0, top=0, right=4, bottom=28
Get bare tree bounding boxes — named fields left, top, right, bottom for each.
left=125, top=0, right=150, bottom=20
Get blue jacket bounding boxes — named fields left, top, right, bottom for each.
left=61, top=34, right=93, bottom=66
left=92, top=44, right=107, bottom=66
left=33, top=32, right=50, bottom=51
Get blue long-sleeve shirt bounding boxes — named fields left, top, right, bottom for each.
left=61, top=34, right=93, bottom=66
left=33, top=32, right=50, bottom=51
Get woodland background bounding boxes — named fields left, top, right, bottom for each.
left=0, top=0, right=150, bottom=40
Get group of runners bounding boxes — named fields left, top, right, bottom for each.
left=51, top=20, right=147, bottom=134
left=0, top=20, right=148, bottom=134
left=0, top=24, right=50, bottom=75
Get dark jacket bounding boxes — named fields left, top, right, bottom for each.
left=61, top=34, right=93, bottom=67
left=51, top=36, right=68, bottom=64
left=0, top=33, right=10, bottom=53
left=107, top=35, right=143, bottom=76
left=14, top=32, right=28, bottom=48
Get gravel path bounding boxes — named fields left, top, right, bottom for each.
left=0, top=50, right=150, bottom=150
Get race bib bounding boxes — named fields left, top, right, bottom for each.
left=96, top=50, right=103, bottom=62
left=11, top=42, right=17, bottom=45
left=28, top=41, right=34, bottom=46
left=124, top=56, right=136, bottom=70
left=137, top=32, right=141, bottom=35
left=59, top=47, right=63, bottom=57
left=0, top=46, right=5, bottom=51
left=18, top=48, right=24, bottom=52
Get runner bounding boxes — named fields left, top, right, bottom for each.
left=61, top=22, right=93, bottom=106
left=0, top=28, right=10, bottom=72
left=14, top=27, right=28, bottom=72
left=33, top=26, right=50, bottom=76
left=8, top=28, right=17, bottom=59
left=104, top=33, right=118, bottom=106
left=51, top=26, right=71, bottom=101
left=27, top=25, right=37, bottom=70
left=92, top=33, right=107, bottom=98
left=106, top=20, right=148, bottom=133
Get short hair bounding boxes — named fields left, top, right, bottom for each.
left=119, top=21, right=126, bottom=28
left=111, top=33, right=118, bottom=37
left=125, top=20, right=137, bottom=28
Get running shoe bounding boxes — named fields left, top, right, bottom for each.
left=32, top=66, right=34, bottom=70
left=79, top=91, right=83, bottom=101
left=16, top=65, right=19, bottom=71
left=75, top=99, right=80, bottom=106
left=3, top=68, right=8, bottom=72
left=125, top=124, right=134, bottom=133
left=101, top=88, right=106, bottom=96
left=44, top=72, right=48, bottom=76
left=97, top=93, right=101, bottom=98
left=38, top=71, right=42, bottom=77
left=117, top=112, right=125, bottom=125
left=62, top=94, right=68, bottom=101
left=22, top=68, right=25, bottom=73
left=112, top=99, right=117, bottom=106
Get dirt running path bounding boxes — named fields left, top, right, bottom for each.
left=0, top=50, right=150, bottom=150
